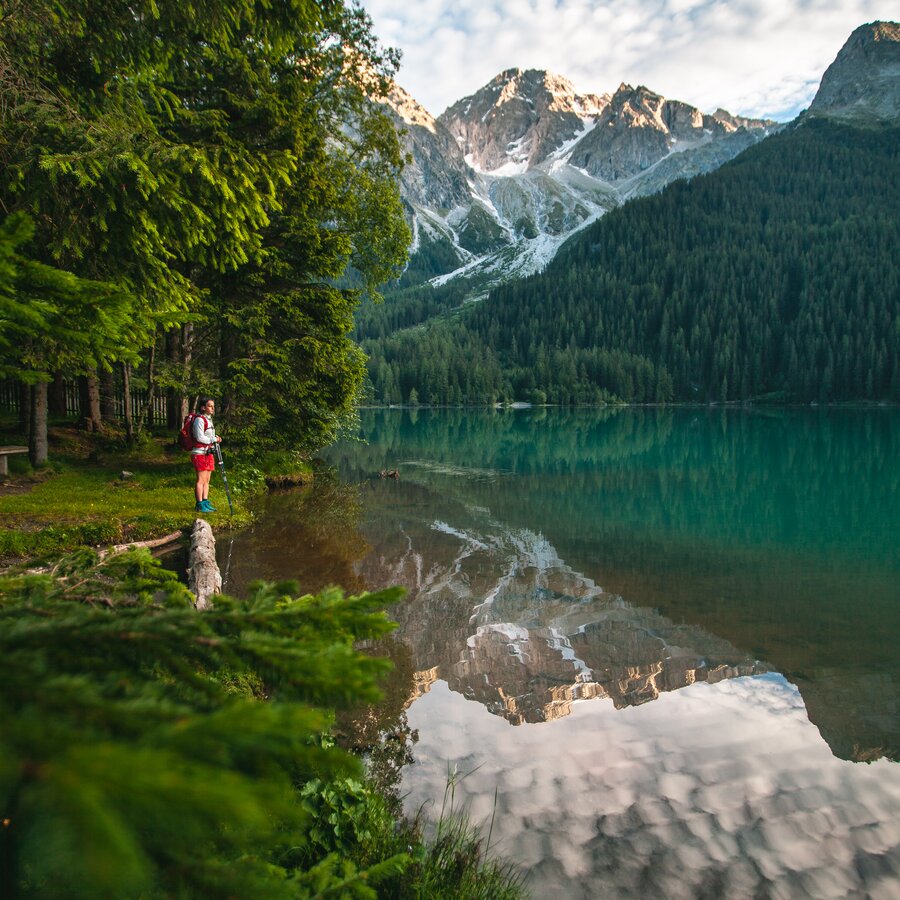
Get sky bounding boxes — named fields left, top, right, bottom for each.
left=361, top=0, right=898, bottom=121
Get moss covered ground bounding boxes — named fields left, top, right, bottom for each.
left=0, top=415, right=311, bottom=562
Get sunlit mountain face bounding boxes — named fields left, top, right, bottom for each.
left=350, top=496, right=768, bottom=726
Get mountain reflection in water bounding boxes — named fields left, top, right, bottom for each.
left=352, top=501, right=768, bottom=725
left=222, top=408, right=900, bottom=897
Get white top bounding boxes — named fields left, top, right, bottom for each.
left=190, top=414, right=216, bottom=455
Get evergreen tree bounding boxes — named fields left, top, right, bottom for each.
left=0, top=213, right=136, bottom=463
left=361, top=119, right=899, bottom=405
left=0, top=0, right=409, bottom=449
left=0, top=547, right=408, bottom=897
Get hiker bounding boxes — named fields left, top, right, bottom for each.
left=191, top=397, right=222, bottom=513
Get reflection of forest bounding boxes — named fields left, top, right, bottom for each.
left=332, top=407, right=898, bottom=561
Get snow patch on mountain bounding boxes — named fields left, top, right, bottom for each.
left=387, top=67, right=777, bottom=296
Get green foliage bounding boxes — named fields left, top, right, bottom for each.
left=354, top=279, right=474, bottom=342
left=362, top=119, right=899, bottom=404
left=456, top=204, right=509, bottom=255
left=402, top=813, right=524, bottom=900
left=0, top=547, right=410, bottom=897
left=298, top=775, right=398, bottom=866
left=398, top=232, right=465, bottom=286
left=210, top=23, right=412, bottom=453
left=0, top=0, right=410, bottom=452
left=0, top=213, right=137, bottom=382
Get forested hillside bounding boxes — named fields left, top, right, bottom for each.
left=362, top=119, right=899, bottom=404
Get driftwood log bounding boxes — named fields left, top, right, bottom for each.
left=99, top=530, right=184, bottom=561
left=187, top=518, right=221, bottom=610
left=7, top=530, right=185, bottom=576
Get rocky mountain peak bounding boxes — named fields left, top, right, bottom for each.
left=383, top=81, right=472, bottom=211
left=438, top=68, right=609, bottom=173
left=384, top=56, right=780, bottom=291
left=808, top=20, right=900, bottom=122
left=386, top=81, right=438, bottom=134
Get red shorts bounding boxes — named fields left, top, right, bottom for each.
left=192, top=453, right=215, bottom=472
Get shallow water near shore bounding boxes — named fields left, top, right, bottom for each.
left=223, top=407, right=900, bottom=897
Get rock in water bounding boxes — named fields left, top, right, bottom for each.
left=188, top=518, right=221, bottom=610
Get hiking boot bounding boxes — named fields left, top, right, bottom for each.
left=202, top=499, right=217, bottom=512
left=195, top=501, right=206, bottom=513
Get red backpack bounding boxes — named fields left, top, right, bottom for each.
left=177, top=413, right=208, bottom=451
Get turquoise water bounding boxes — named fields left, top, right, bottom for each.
left=224, top=408, right=900, bottom=897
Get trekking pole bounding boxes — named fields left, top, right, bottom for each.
left=212, top=442, right=235, bottom=515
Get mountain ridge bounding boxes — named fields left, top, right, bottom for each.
left=382, top=21, right=898, bottom=296
left=808, top=20, right=900, bottom=122
left=360, top=22, right=900, bottom=406
left=385, top=67, right=777, bottom=292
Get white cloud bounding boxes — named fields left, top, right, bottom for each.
left=361, top=0, right=896, bottom=119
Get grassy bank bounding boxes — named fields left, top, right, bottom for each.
left=0, top=417, right=310, bottom=562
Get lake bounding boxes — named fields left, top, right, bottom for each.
left=221, top=407, right=900, bottom=898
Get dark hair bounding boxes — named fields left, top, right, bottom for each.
left=197, top=396, right=213, bottom=411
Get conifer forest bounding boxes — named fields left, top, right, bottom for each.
left=362, top=120, right=899, bottom=405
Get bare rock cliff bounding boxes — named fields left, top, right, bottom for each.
left=808, top=21, right=900, bottom=122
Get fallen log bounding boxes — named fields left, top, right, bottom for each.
left=99, top=530, right=185, bottom=561
left=187, top=518, right=221, bottom=610
left=7, top=530, right=186, bottom=576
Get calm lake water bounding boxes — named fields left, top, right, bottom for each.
left=222, top=408, right=900, bottom=898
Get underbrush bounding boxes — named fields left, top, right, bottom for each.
left=0, top=548, right=526, bottom=898
left=297, top=771, right=525, bottom=899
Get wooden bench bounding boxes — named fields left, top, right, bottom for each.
left=0, top=446, right=28, bottom=477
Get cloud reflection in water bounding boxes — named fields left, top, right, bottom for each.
left=404, top=675, right=900, bottom=898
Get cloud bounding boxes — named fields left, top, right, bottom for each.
left=362, top=0, right=892, bottom=119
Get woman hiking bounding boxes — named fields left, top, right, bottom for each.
left=191, top=397, right=222, bottom=513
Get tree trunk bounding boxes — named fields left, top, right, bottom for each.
left=181, top=322, right=193, bottom=419
left=136, top=338, right=157, bottom=434
left=165, top=326, right=192, bottom=429
left=122, top=362, right=134, bottom=442
left=99, top=368, right=116, bottom=421
left=79, top=374, right=102, bottom=432
left=29, top=381, right=48, bottom=467
left=18, top=382, right=30, bottom=437
left=188, top=518, right=221, bottom=610
left=218, top=317, right=238, bottom=418
left=165, top=328, right=180, bottom=430
left=49, top=371, right=68, bottom=418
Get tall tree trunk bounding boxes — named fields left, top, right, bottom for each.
left=122, top=362, right=134, bottom=443
left=136, top=337, right=157, bottom=434
left=29, top=382, right=48, bottom=467
left=99, top=368, right=116, bottom=421
left=218, top=317, right=237, bottom=418
left=181, top=322, right=193, bottom=419
left=49, top=371, right=68, bottom=418
left=165, top=328, right=181, bottom=430
left=79, top=374, right=102, bottom=432
left=18, top=382, right=30, bottom=438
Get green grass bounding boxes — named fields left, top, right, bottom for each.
left=0, top=421, right=261, bottom=561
